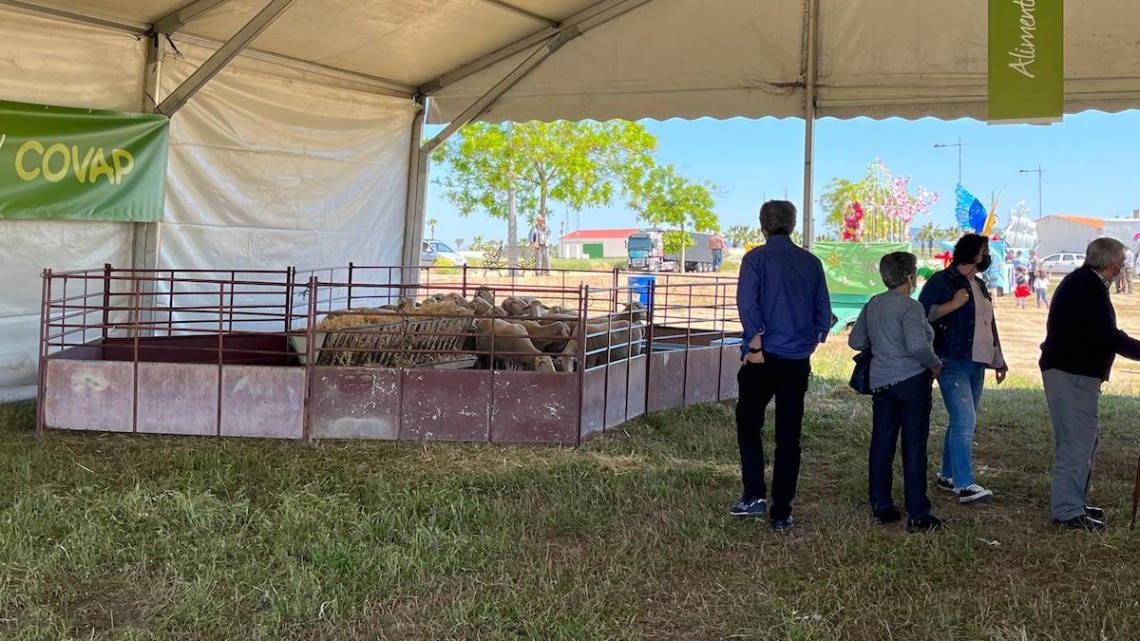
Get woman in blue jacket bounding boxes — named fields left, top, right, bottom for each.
left=918, top=234, right=1008, bottom=504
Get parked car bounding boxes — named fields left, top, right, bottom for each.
left=1039, top=251, right=1085, bottom=276
left=421, top=239, right=467, bottom=266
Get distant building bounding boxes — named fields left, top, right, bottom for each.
left=1035, top=215, right=1104, bottom=257
left=559, top=228, right=641, bottom=259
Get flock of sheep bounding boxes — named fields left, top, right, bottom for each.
left=314, top=286, right=648, bottom=373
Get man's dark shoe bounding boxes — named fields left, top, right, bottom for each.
left=770, top=515, right=795, bottom=532
left=873, top=507, right=901, bottom=524
left=1054, top=514, right=1107, bottom=531
left=729, top=498, right=767, bottom=518
left=906, top=514, right=945, bottom=533
left=1084, top=505, right=1105, bottom=520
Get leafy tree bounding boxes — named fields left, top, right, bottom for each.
left=629, top=164, right=718, bottom=269
left=819, top=177, right=860, bottom=237
left=915, top=222, right=939, bottom=255
left=433, top=121, right=656, bottom=269
left=725, top=224, right=761, bottom=248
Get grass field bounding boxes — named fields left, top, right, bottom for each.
left=4, top=288, right=1140, bottom=640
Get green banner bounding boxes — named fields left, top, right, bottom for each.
left=988, top=0, right=1064, bottom=123
left=0, top=100, right=169, bottom=221
left=813, top=242, right=911, bottom=296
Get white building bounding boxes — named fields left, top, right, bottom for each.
left=559, top=229, right=641, bottom=259
left=1035, top=215, right=1104, bottom=257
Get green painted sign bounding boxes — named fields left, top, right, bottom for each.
left=813, top=241, right=910, bottom=296
left=988, top=0, right=1064, bottom=123
left=0, top=100, right=169, bottom=221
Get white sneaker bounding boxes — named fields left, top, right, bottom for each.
left=958, top=484, right=994, bottom=504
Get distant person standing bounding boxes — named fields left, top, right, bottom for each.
left=1034, top=269, right=1051, bottom=309
left=1028, top=249, right=1041, bottom=290
left=1040, top=238, right=1140, bottom=530
left=919, top=234, right=1008, bottom=505
left=709, top=232, right=727, bottom=271
left=1121, top=247, right=1135, bottom=294
left=528, top=215, right=551, bottom=274
left=731, top=200, right=832, bottom=532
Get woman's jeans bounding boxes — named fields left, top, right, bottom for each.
left=938, top=358, right=986, bottom=489
left=869, top=371, right=933, bottom=519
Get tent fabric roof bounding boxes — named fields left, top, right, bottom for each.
left=9, top=0, right=1140, bottom=123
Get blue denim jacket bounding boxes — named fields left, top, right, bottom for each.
left=918, top=266, right=1004, bottom=366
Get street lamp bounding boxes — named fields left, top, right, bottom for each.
left=933, top=137, right=965, bottom=184
left=1019, top=165, right=1045, bottom=219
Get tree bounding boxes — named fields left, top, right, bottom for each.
left=454, top=238, right=464, bottom=250
left=916, top=222, right=939, bottom=255
left=433, top=121, right=656, bottom=269
left=426, top=217, right=438, bottom=239
left=819, top=177, right=861, bottom=238
left=629, top=164, right=718, bottom=269
left=725, top=224, right=760, bottom=248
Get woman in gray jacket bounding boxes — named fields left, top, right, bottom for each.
left=849, top=252, right=944, bottom=533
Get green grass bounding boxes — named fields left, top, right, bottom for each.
left=550, top=257, right=628, bottom=272
left=3, top=346, right=1140, bottom=640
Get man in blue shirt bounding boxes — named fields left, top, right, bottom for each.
left=731, top=200, right=832, bottom=531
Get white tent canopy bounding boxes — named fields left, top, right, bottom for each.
left=3, top=0, right=1140, bottom=400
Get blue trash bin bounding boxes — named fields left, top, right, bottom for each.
left=627, top=275, right=655, bottom=306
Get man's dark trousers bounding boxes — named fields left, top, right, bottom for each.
left=869, top=371, right=933, bottom=519
left=736, top=353, right=811, bottom=521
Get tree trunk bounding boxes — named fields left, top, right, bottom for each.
left=679, top=220, right=686, bottom=272
left=507, top=180, right=518, bottom=271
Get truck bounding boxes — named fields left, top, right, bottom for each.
left=625, top=230, right=675, bottom=272
left=667, top=231, right=716, bottom=273
left=626, top=229, right=718, bottom=272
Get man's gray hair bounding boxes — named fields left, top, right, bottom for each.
left=759, top=200, right=797, bottom=236
left=1085, top=237, right=1126, bottom=271
left=879, top=251, right=917, bottom=289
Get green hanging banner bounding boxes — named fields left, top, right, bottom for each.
left=988, top=0, right=1064, bottom=123
left=0, top=100, right=169, bottom=221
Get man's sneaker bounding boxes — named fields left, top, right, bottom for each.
left=957, top=484, right=994, bottom=504
left=906, top=514, right=945, bottom=533
left=1084, top=505, right=1105, bottom=520
left=935, top=476, right=956, bottom=493
left=873, top=506, right=901, bottom=524
left=729, top=498, right=767, bottom=518
left=770, top=515, right=795, bottom=532
left=1054, top=514, right=1107, bottom=531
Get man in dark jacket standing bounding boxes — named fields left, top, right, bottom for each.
left=731, top=200, right=832, bottom=531
left=1040, top=237, right=1140, bottom=530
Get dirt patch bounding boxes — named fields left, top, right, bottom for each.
left=49, top=574, right=146, bottom=638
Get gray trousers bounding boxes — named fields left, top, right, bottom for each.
left=536, top=245, right=550, bottom=272
left=1042, top=368, right=1103, bottom=521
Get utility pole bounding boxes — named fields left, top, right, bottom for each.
left=1018, top=165, right=1045, bottom=219
left=933, top=137, right=965, bottom=184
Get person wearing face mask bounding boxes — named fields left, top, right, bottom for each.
left=849, top=252, right=944, bottom=532
left=918, top=234, right=1009, bottom=504
left=1039, top=238, right=1140, bottom=530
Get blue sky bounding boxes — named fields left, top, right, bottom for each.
left=423, top=111, right=1140, bottom=244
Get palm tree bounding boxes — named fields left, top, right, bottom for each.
left=454, top=238, right=464, bottom=250
left=426, top=217, right=439, bottom=239
left=916, top=222, right=939, bottom=255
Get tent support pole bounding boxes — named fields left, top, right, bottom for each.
left=401, top=97, right=429, bottom=285
left=800, top=0, right=820, bottom=250
left=158, top=0, right=299, bottom=116
left=129, top=32, right=165, bottom=334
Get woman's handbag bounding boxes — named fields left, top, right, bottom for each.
left=849, top=349, right=873, bottom=395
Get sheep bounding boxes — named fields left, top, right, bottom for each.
left=474, top=318, right=556, bottom=372
left=516, top=320, right=572, bottom=353
left=474, top=286, right=495, bottom=307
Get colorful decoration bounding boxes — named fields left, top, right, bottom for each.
left=934, top=250, right=953, bottom=268
left=1003, top=201, right=1038, bottom=249
left=841, top=201, right=865, bottom=241
left=954, top=184, right=989, bottom=234
left=840, top=160, right=939, bottom=242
